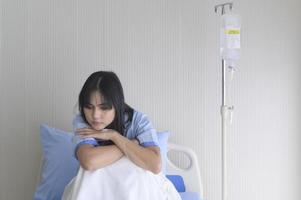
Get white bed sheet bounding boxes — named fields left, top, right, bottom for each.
left=62, top=156, right=181, bottom=200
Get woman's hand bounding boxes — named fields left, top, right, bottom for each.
left=131, top=139, right=140, bottom=145
left=76, top=128, right=117, bottom=140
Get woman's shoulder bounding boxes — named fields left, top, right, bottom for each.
left=132, top=109, right=147, bottom=121
left=131, top=109, right=153, bottom=128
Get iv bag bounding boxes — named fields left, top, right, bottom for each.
left=220, top=13, right=241, bottom=61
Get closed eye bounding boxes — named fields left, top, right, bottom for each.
left=99, top=105, right=111, bottom=110
left=84, top=104, right=93, bottom=109
left=84, top=104, right=112, bottom=110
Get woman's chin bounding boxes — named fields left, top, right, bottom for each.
left=92, top=125, right=104, bottom=131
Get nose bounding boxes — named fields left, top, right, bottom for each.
left=92, top=108, right=102, bottom=120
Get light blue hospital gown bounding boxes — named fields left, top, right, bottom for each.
left=72, top=110, right=159, bottom=157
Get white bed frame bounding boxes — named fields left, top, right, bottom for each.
left=166, top=143, right=203, bottom=198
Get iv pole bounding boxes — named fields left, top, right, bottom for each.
left=214, top=3, right=235, bottom=200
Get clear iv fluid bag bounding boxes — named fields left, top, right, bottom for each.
left=220, top=13, right=241, bottom=61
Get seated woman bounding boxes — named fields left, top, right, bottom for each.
left=62, top=71, right=180, bottom=200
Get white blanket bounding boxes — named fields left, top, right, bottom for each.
left=62, top=156, right=181, bottom=200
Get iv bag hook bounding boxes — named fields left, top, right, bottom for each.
left=214, top=2, right=233, bottom=15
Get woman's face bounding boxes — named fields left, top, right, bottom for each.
left=83, top=91, right=115, bottom=130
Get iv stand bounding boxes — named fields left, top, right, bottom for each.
left=215, top=3, right=234, bottom=200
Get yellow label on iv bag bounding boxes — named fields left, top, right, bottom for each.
left=223, top=29, right=240, bottom=49
left=225, top=29, right=240, bottom=35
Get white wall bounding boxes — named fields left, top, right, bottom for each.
left=0, top=0, right=300, bottom=199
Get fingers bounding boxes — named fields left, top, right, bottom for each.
left=75, top=128, right=96, bottom=138
left=131, top=139, right=140, bottom=145
left=76, top=130, right=92, bottom=135
left=75, top=128, right=111, bottom=140
left=76, top=131, right=98, bottom=139
left=76, top=128, right=108, bottom=132
left=76, top=128, right=92, bottom=132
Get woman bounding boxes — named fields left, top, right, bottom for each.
left=63, top=71, right=181, bottom=200
left=74, top=71, right=161, bottom=173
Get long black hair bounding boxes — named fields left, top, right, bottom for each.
left=78, top=71, right=133, bottom=136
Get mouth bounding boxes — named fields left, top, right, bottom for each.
left=92, top=122, right=104, bottom=126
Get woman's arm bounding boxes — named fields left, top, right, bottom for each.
left=76, top=144, right=124, bottom=171
left=76, top=128, right=161, bottom=173
left=111, top=133, right=161, bottom=174
left=76, top=139, right=139, bottom=171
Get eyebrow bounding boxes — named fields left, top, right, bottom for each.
left=86, top=102, right=110, bottom=106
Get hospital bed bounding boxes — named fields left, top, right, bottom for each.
left=33, top=125, right=203, bottom=200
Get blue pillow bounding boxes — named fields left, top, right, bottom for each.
left=33, top=125, right=170, bottom=199
left=166, top=175, right=186, bottom=192
left=33, top=124, right=79, bottom=200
